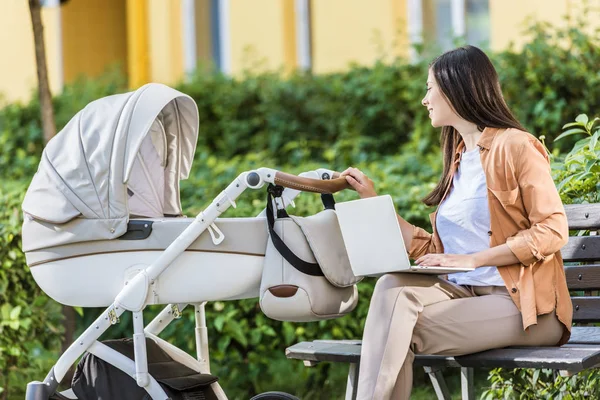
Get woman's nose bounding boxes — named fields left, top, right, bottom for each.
left=421, top=97, right=428, bottom=106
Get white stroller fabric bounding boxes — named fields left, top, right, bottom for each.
left=21, top=83, right=199, bottom=252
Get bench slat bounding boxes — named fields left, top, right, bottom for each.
left=287, top=327, right=600, bottom=372
left=286, top=341, right=600, bottom=372
left=413, top=346, right=600, bottom=371
left=561, top=236, right=600, bottom=262
left=569, top=326, right=600, bottom=344
left=572, top=297, right=600, bottom=322
left=566, top=204, right=600, bottom=231
left=565, top=264, right=600, bottom=290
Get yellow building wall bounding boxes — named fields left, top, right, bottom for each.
left=490, top=0, right=600, bottom=51
left=228, top=0, right=295, bottom=74
left=126, top=0, right=149, bottom=88
left=147, top=0, right=184, bottom=86
left=311, top=0, right=407, bottom=74
left=0, top=1, right=62, bottom=103
left=61, top=0, right=127, bottom=83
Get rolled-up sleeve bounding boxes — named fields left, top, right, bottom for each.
left=506, top=140, right=569, bottom=266
left=408, top=224, right=437, bottom=260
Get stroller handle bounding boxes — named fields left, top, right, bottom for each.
left=273, top=171, right=352, bottom=194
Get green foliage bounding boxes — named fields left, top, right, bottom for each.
left=552, top=114, right=600, bottom=204
left=176, top=59, right=435, bottom=167
left=491, top=9, right=600, bottom=152
left=482, top=368, right=600, bottom=400
left=0, top=183, right=63, bottom=398
left=2, top=16, right=599, bottom=181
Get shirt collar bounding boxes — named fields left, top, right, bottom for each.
left=477, top=126, right=500, bottom=150
left=453, top=126, right=500, bottom=163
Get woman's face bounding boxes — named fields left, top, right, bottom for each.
left=422, top=69, right=457, bottom=128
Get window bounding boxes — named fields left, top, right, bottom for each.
left=466, top=0, right=490, bottom=47
left=429, top=0, right=490, bottom=51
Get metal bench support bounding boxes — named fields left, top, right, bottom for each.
left=345, top=362, right=359, bottom=400
left=423, top=366, right=451, bottom=400
left=461, top=367, right=475, bottom=400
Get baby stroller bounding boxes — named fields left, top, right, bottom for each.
left=21, top=83, right=350, bottom=399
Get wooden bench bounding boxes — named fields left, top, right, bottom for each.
left=286, top=203, right=600, bottom=399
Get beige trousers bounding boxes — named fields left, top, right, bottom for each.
left=356, top=273, right=564, bottom=400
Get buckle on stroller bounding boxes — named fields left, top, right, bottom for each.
left=171, top=304, right=182, bottom=319
left=267, top=184, right=290, bottom=218
left=207, top=223, right=225, bottom=245
left=108, top=308, right=120, bottom=325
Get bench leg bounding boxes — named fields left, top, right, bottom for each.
left=559, top=369, right=577, bottom=377
left=345, top=362, right=359, bottom=400
left=424, top=366, right=451, bottom=400
left=461, top=367, right=475, bottom=400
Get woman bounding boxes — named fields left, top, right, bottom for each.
left=341, top=45, right=572, bottom=399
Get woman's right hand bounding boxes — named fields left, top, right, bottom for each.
left=340, top=167, right=378, bottom=199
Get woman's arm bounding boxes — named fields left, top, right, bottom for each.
left=341, top=167, right=415, bottom=250
left=415, top=244, right=518, bottom=268
left=396, top=213, right=415, bottom=253
left=504, top=139, right=569, bottom=265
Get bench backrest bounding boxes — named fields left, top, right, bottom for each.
left=564, top=204, right=600, bottom=323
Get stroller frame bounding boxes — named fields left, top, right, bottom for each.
left=26, top=167, right=338, bottom=400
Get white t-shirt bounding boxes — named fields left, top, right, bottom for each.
left=436, top=147, right=504, bottom=286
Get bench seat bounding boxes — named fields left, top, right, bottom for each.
left=287, top=333, right=600, bottom=373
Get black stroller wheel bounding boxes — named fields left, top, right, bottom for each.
left=250, top=391, right=300, bottom=400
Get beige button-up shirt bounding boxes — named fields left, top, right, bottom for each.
left=408, top=127, right=573, bottom=345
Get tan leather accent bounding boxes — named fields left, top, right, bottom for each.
left=274, top=171, right=351, bottom=194
left=268, top=285, right=299, bottom=298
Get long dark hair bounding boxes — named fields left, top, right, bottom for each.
left=423, top=45, right=526, bottom=206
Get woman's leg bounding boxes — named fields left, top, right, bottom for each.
left=390, top=286, right=564, bottom=397
left=356, top=273, right=474, bottom=400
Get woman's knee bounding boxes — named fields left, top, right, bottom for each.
left=374, top=273, right=435, bottom=293
left=374, top=273, right=405, bottom=292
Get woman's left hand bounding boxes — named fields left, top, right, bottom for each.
left=415, top=253, right=480, bottom=269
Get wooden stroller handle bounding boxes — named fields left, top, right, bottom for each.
left=274, top=171, right=352, bottom=194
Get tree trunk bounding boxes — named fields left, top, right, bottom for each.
left=60, top=305, right=77, bottom=388
left=29, top=0, right=71, bottom=389
left=28, top=0, right=56, bottom=143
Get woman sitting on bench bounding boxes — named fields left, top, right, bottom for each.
left=341, top=45, right=573, bottom=400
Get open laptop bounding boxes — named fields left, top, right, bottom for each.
left=335, top=195, right=476, bottom=277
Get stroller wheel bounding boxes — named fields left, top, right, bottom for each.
left=250, top=391, right=300, bottom=400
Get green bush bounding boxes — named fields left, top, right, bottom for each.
left=552, top=114, right=600, bottom=204
left=492, top=15, right=600, bottom=153
left=0, top=182, right=64, bottom=399
left=2, top=14, right=599, bottom=181
left=482, top=368, right=600, bottom=400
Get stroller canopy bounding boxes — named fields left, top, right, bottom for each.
left=22, top=83, right=199, bottom=246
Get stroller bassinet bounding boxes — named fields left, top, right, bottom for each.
left=22, top=83, right=267, bottom=308
left=22, top=83, right=349, bottom=400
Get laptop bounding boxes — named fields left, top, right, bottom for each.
left=335, top=195, right=476, bottom=277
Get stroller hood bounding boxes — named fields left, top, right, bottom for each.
left=22, top=83, right=199, bottom=251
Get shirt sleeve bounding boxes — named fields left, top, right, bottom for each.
left=407, top=224, right=438, bottom=260
left=505, top=139, right=569, bottom=266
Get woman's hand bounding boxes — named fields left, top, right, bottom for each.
left=415, top=253, right=480, bottom=269
left=341, top=167, right=377, bottom=199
